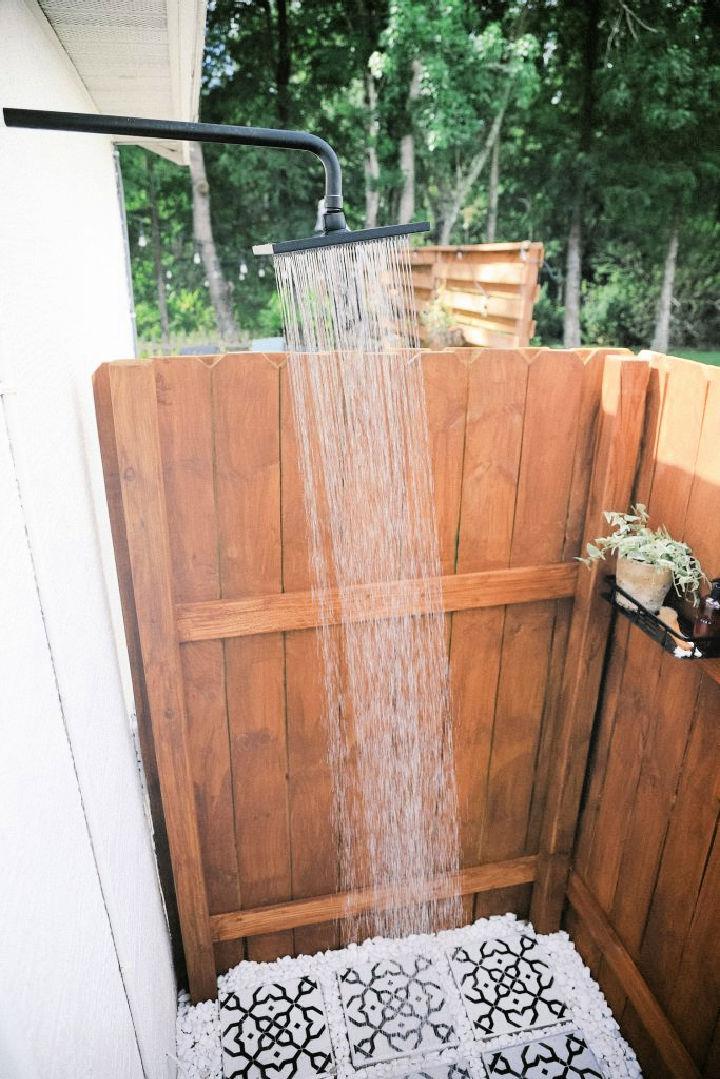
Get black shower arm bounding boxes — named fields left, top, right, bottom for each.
left=2, top=107, right=347, bottom=227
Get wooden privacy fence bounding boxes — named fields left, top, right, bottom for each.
left=410, top=242, right=543, bottom=347
left=94, top=347, right=648, bottom=1003
left=566, top=355, right=720, bottom=1079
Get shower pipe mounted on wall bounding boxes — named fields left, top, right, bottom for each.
left=2, top=108, right=429, bottom=254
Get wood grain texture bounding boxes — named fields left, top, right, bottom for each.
left=175, top=563, right=579, bottom=641
left=570, top=356, right=720, bottom=1075
left=531, top=355, right=650, bottom=931
left=567, top=873, right=700, bottom=1079
left=211, top=857, right=538, bottom=941
left=422, top=351, right=471, bottom=922
left=584, top=356, right=709, bottom=1016
left=154, top=357, right=244, bottom=975
left=280, top=362, right=340, bottom=956
left=481, top=350, right=584, bottom=917
left=104, top=361, right=216, bottom=1003
left=447, top=349, right=528, bottom=920
left=213, top=353, right=293, bottom=963
left=97, top=348, right=665, bottom=999
left=525, top=349, right=607, bottom=856
left=93, top=365, right=186, bottom=981
left=411, top=244, right=543, bottom=348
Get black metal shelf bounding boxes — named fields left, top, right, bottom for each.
left=602, top=576, right=720, bottom=660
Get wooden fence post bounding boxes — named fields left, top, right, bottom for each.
left=530, top=354, right=650, bottom=932
left=97, top=362, right=217, bottom=1002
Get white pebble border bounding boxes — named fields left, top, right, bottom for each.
left=176, top=914, right=641, bottom=1079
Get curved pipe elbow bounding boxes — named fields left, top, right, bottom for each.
left=3, top=107, right=345, bottom=218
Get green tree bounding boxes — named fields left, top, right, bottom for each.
left=599, top=1, right=720, bottom=351
left=118, top=0, right=720, bottom=354
left=374, top=3, right=540, bottom=241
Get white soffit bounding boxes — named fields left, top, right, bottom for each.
left=37, top=0, right=207, bottom=165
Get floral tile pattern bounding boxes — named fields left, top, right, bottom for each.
left=482, top=1030, right=604, bottom=1077
left=338, top=954, right=459, bottom=1067
left=220, top=976, right=335, bottom=1079
left=449, top=936, right=567, bottom=1039
left=399, top=1062, right=475, bottom=1079
left=195, top=917, right=636, bottom=1079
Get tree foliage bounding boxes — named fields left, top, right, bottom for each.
left=120, top=0, right=720, bottom=352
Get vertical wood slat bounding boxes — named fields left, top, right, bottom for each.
left=423, top=350, right=471, bottom=924
left=95, top=347, right=663, bottom=1007
left=531, top=354, right=650, bottom=931
left=582, top=357, right=709, bottom=1017
left=93, top=365, right=186, bottom=980
left=565, top=356, right=720, bottom=1076
left=280, top=363, right=340, bottom=955
left=663, top=684, right=720, bottom=1064
left=629, top=364, right=720, bottom=1055
left=567, top=872, right=701, bottom=1079
left=482, top=349, right=585, bottom=918
left=154, top=357, right=244, bottom=975
left=213, top=354, right=293, bottom=963
left=525, top=349, right=607, bottom=856
left=657, top=367, right=720, bottom=1064
left=449, top=349, right=528, bottom=920
left=100, top=361, right=216, bottom=1003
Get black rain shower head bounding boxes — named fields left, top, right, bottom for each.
left=252, top=221, right=429, bottom=256
left=2, top=108, right=429, bottom=252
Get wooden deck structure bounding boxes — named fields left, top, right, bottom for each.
left=410, top=242, right=543, bottom=347
left=94, top=348, right=720, bottom=1078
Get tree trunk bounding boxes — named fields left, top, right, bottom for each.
left=562, top=0, right=600, bottom=349
left=147, top=155, right=170, bottom=351
left=439, top=85, right=510, bottom=245
left=189, top=142, right=238, bottom=344
left=399, top=60, right=423, bottom=224
left=563, top=198, right=582, bottom=347
left=652, top=224, right=679, bottom=353
left=364, top=74, right=379, bottom=228
left=275, top=0, right=290, bottom=127
left=486, top=125, right=501, bottom=242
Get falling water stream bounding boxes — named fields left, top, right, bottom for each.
left=274, top=236, right=462, bottom=940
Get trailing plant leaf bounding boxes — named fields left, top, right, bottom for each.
left=580, top=504, right=708, bottom=603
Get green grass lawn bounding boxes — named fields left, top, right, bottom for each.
left=671, top=349, right=720, bottom=367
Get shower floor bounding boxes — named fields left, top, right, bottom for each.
left=176, top=914, right=640, bottom=1079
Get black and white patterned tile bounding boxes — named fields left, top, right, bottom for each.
left=399, top=1062, right=475, bottom=1079
left=449, top=935, right=567, bottom=1040
left=482, top=1030, right=604, bottom=1078
left=220, top=975, right=335, bottom=1079
left=337, top=954, right=459, bottom=1067
left=189, top=916, right=638, bottom=1079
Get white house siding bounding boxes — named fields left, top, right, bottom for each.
left=0, top=3, right=177, bottom=1077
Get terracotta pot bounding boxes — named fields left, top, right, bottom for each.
left=616, top=556, right=672, bottom=613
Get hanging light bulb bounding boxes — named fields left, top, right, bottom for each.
left=258, top=266, right=266, bottom=278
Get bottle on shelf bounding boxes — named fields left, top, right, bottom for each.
left=693, top=578, right=720, bottom=656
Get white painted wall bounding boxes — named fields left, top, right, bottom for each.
left=0, top=3, right=177, bottom=1077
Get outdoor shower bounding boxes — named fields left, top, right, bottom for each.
left=2, top=108, right=429, bottom=253
left=8, top=99, right=467, bottom=1010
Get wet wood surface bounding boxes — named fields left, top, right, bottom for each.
left=95, top=347, right=652, bottom=1003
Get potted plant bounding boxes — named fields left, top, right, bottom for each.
left=420, top=291, right=464, bottom=349
left=581, top=504, right=707, bottom=613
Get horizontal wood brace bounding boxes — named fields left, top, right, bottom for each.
left=567, top=872, right=700, bottom=1079
left=176, top=563, right=578, bottom=643
left=211, top=856, right=538, bottom=941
